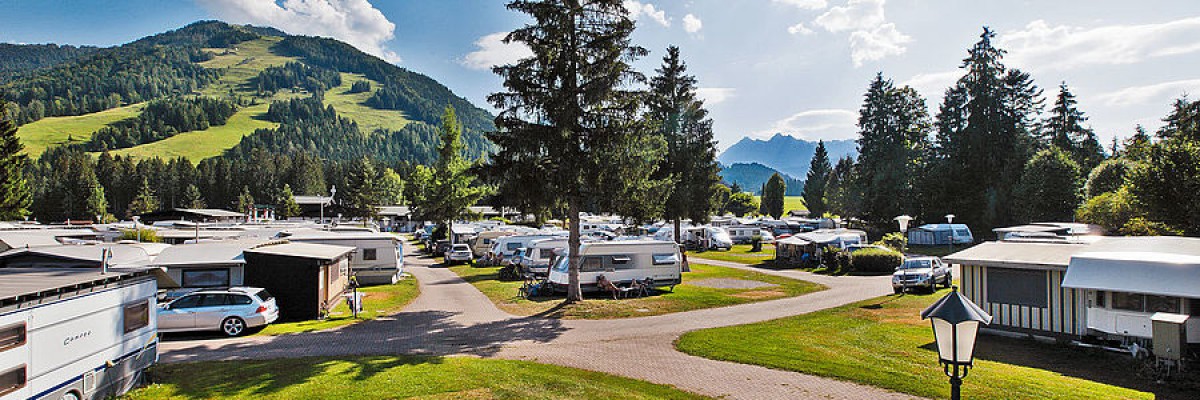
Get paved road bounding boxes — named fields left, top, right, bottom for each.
left=159, top=243, right=916, bottom=399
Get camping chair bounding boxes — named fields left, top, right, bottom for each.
left=519, top=274, right=545, bottom=299
left=596, top=275, right=635, bottom=300
left=628, top=277, right=651, bottom=298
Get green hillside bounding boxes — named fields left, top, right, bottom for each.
left=5, top=21, right=483, bottom=163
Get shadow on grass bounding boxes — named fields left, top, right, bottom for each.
left=149, top=355, right=443, bottom=398
left=916, top=334, right=1199, bottom=399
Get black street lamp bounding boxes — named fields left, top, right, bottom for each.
left=920, top=286, right=991, bottom=400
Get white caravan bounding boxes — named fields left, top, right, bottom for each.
left=282, top=230, right=404, bottom=285
left=654, top=226, right=733, bottom=250
left=0, top=268, right=158, bottom=400
left=548, top=240, right=683, bottom=291
left=727, top=225, right=775, bottom=244
left=518, top=238, right=569, bottom=275
left=490, top=234, right=562, bottom=265
left=469, top=231, right=516, bottom=258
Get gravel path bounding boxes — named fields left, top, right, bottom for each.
left=158, top=243, right=918, bottom=399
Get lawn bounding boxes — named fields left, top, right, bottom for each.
left=448, top=262, right=824, bottom=319
left=324, top=73, right=409, bottom=133
left=110, top=100, right=279, bottom=161
left=255, top=276, right=419, bottom=336
left=17, top=102, right=145, bottom=158
left=124, top=356, right=707, bottom=400
left=688, top=244, right=775, bottom=266
left=676, top=288, right=1188, bottom=399
left=754, top=195, right=807, bottom=214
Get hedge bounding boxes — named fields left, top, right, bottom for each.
left=850, top=248, right=903, bottom=273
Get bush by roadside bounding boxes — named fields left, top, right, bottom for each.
left=850, top=248, right=902, bottom=274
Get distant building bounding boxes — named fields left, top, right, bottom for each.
left=908, top=223, right=974, bottom=246
left=243, top=242, right=355, bottom=321
left=0, top=243, right=166, bottom=269
left=138, top=208, right=245, bottom=224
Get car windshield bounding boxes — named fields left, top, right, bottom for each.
left=452, top=244, right=470, bottom=251
left=899, top=259, right=932, bottom=269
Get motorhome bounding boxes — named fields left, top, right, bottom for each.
left=727, top=225, right=775, bottom=244
left=0, top=268, right=158, bottom=400
left=490, top=234, right=562, bottom=265
left=469, top=231, right=516, bottom=258
left=548, top=240, right=683, bottom=292
left=654, top=226, right=733, bottom=250
left=280, top=230, right=403, bottom=285
left=518, top=238, right=569, bottom=275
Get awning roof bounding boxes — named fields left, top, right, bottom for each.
left=1062, top=252, right=1200, bottom=298
left=944, top=241, right=1089, bottom=270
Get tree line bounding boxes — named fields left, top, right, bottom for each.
left=84, top=96, right=238, bottom=151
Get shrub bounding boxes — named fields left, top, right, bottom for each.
left=119, top=228, right=160, bottom=243
left=875, top=232, right=907, bottom=253
left=1120, top=217, right=1183, bottom=236
left=850, top=248, right=903, bottom=274
left=1084, top=159, right=1133, bottom=198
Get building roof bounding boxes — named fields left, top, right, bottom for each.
left=0, top=268, right=148, bottom=303
left=280, top=228, right=397, bottom=242
left=992, top=224, right=1070, bottom=234
left=0, top=232, right=62, bottom=248
left=377, top=206, right=410, bottom=217
left=0, top=243, right=155, bottom=267
left=779, top=229, right=868, bottom=246
left=152, top=239, right=271, bottom=266
left=294, top=195, right=333, bottom=206
left=943, top=240, right=1089, bottom=270
left=244, top=242, right=355, bottom=261
left=1063, top=251, right=1200, bottom=298
left=176, top=208, right=246, bottom=218
left=914, top=223, right=971, bottom=232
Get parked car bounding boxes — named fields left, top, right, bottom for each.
left=158, top=287, right=279, bottom=336
left=892, top=256, right=951, bottom=293
left=446, top=243, right=474, bottom=264
left=433, top=239, right=451, bottom=256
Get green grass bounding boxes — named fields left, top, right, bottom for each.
left=16, top=103, right=145, bottom=158
left=124, top=356, right=707, bottom=400
left=676, top=288, right=1181, bottom=399
left=255, top=276, right=419, bottom=336
left=197, top=37, right=298, bottom=97
left=753, top=195, right=808, bottom=214
left=688, top=244, right=775, bottom=265
left=448, top=262, right=824, bottom=319
left=110, top=100, right=280, bottom=161
left=324, top=73, right=409, bottom=133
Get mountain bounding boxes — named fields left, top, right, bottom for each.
left=718, top=134, right=858, bottom=178
left=718, top=162, right=804, bottom=196
left=2, top=20, right=494, bottom=164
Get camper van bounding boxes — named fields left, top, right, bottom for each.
left=654, top=226, right=733, bottom=250
left=490, top=234, right=561, bottom=265
left=469, top=231, right=516, bottom=258
left=282, top=231, right=404, bottom=285
left=517, top=238, right=569, bottom=276
left=548, top=240, right=683, bottom=292
left=0, top=268, right=158, bottom=400
left=727, top=225, right=775, bottom=244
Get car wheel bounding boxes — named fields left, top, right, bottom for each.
left=60, top=392, right=81, bottom=400
left=893, top=287, right=902, bottom=294
left=221, top=317, right=247, bottom=336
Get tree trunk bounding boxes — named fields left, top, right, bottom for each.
left=566, top=199, right=583, bottom=303
left=673, top=218, right=681, bottom=244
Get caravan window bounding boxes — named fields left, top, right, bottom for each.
left=1147, top=295, right=1181, bottom=313
left=609, top=255, right=635, bottom=270
left=181, top=269, right=230, bottom=287
left=363, top=248, right=378, bottom=260
left=0, top=323, right=25, bottom=353
left=652, top=254, right=679, bottom=265
left=123, top=300, right=150, bottom=334
left=507, top=242, right=523, bottom=251
left=581, top=257, right=603, bottom=272
left=539, top=248, right=556, bottom=259
left=0, top=366, right=25, bottom=396
left=1112, top=292, right=1145, bottom=312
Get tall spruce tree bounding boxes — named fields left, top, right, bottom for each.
left=0, top=105, right=31, bottom=220
left=855, top=74, right=931, bottom=226
left=126, top=178, right=160, bottom=218
left=802, top=140, right=832, bottom=216
left=1044, top=82, right=1105, bottom=172
left=340, top=158, right=379, bottom=221
left=930, top=27, right=1040, bottom=228
left=488, top=0, right=666, bottom=301
left=276, top=184, right=301, bottom=219
left=760, top=173, right=786, bottom=219
left=413, top=105, right=488, bottom=242
left=648, top=46, right=721, bottom=242
left=1015, top=148, right=1081, bottom=222
left=825, top=156, right=862, bottom=217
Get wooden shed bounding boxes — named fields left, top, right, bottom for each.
left=243, top=242, right=355, bottom=321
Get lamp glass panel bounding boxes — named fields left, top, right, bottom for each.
left=955, top=320, right=980, bottom=363
left=932, top=318, right=955, bottom=362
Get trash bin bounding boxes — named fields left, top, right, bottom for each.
left=345, top=292, right=364, bottom=313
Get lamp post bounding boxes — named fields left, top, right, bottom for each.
left=921, top=286, right=991, bottom=400
left=894, top=215, right=913, bottom=233
left=321, top=185, right=337, bottom=225
left=944, top=214, right=955, bottom=252
left=131, top=216, right=141, bottom=242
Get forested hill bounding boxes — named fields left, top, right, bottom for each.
left=718, top=162, right=804, bottom=196
left=718, top=134, right=857, bottom=178
left=1, top=20, right=494, bottom=164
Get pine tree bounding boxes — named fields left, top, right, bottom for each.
left=413, top=105, right=488, bottom=239
left=648, top=46, right=721, bottom=241
left=0, top=104, right=31, bottom=220
left=340, top=159, right=377, bottom=221
left=802, top=141, right=831, bottom=216
left=930, top=27, right=1041, bottom=228
left=487, top=0, right=665, bottom=301
left=855, top=74, right=931, bottom=226
left=85, top=184, right=109, bottom=222
left=276, top=184, right=300, bottom=219
left=760, top=173, right=786, bottom=219
left=1043, top=82, right=1104, bottom=172
left=181, top=184, right=206, bottom=209
left=234, top=186, right=254, bottom=215
left=126, top=178, right=160, bottom=218
left=826, top=156, right=861, bottom=217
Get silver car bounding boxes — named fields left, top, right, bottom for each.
left=445, top=243, right=474, bottom=264
left=158, top=287, right=279, bottom=336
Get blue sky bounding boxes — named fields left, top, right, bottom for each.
left=2, top=1, right=1199, bottom=150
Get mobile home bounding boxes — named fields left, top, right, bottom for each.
left=518, top=238, right=569, bottom=275
left=490, top=234, right=561, bottom=265
left=243, top=242, right=354, bottom=321
left=281, top=231, right=403, bottom=285
left=548, top=240, right=683, bottom=292
left=908, top=223, right=974, bottom=246
left=469, top=231, right=516, bottom=258
left=0, top=268, right=158, bottom=400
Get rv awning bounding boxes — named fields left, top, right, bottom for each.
left=1062, top=252, right=1200, bottom=299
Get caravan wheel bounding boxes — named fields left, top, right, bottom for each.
left=222, top=317, right=247, bottom=336
left=60, top=392, right=80, bottom=400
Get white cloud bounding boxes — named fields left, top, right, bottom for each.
left=787, top=22, right=814, bottom=35
left=683, top=14, right=703, bottom=33
left=999, top=17, right=1200, bottom=71
left=773, top=0, right=828, bottom=10
left=461, top=32, right=533, bottom=70
left=814, top=0, right=884, bottom=33
left=696, top=87, right=735, bottom=105
left=196, top=0, right=401, bottom=63
left=624, top=0, right=670, bottom=27
left=1095, top=79, right=1200, bottom=107
left=900, top=70, right=960, bottom=100
left=809, top=0, right=908, bottom=67
left=762, top=109, right=858, bottom=140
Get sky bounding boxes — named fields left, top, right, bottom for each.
left=2, top=0, right=1199, bottom=150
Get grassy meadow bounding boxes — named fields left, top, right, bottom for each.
left=16, top=102, right=146, bottom=158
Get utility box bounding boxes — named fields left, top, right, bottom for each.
left=1151, top=312, right=1189, bottom=361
